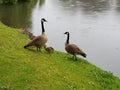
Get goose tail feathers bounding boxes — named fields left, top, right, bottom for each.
left=80, top=53, right=87, bottom=58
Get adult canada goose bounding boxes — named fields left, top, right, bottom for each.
left=44, top=45, right=54, bottom=53
left=64, top=32, right=86, bottom=60
left=22, top=29, right=36, bottom=40
left=24, top=18, right=48, bottom=52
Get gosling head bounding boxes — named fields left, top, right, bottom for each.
left=41, top=18, right=47, bottom=22
left=44, top=45, right=47, bottom=48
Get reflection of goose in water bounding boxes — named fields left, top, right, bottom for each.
left=64, top=32, right=86, bottom=60
left=39, top=0, right=45, bottom=6
left=24, top=18, right=48, bottom=52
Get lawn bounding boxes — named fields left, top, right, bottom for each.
left=0, top=22, right=120, bottom=90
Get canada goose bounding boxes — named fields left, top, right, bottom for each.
left=24, top=18, right=48, bottom=52
left=44, top=45, right=54, bottom=53
left=64, top=32, right=86, bottom=60
left=22, top=29, right=36, bottom=40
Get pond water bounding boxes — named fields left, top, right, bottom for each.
left=0, top=0, right=120, bottom=77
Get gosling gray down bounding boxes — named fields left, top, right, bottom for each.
left=22, top=29, right=36, bottom=40
left=44, top=45, right=54, bottom=53
left=64, top=32, right=86, bottom=60
left=24, top=18, right=48, bottom=52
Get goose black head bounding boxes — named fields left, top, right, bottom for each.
left=64, top=32, right=69, bottom=35
left=41, top=18, right=47, bottom=22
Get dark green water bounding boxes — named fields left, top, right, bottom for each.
left=0, top=0, right=120, bottom=77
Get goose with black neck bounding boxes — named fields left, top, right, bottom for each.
left=64, top=31, right=87, bottom=60
left=24, top=18, right=48, bottom=52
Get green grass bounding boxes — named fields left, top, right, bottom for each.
left=0, top=22, right=120, bottom=90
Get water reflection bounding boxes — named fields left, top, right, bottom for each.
left=116, top=0, right=120, bottom=12
left=39, top=0, right=45, bottom=6
left=0, top=1, right=37, bottom=28
left=58, top=0, right=110, bottom=14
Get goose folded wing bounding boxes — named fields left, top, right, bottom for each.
left=68, top=44, right=84, bottom=53
left=26, top=36, right=44, bottom=46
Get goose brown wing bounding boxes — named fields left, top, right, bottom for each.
left=65, top=44, right=84, bottom=54
left=25, top=35, right=44, bottom=46
left=70, top=44, right=86, bottom=57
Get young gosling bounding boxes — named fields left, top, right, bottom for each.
left=22, top=29, right=36, bottom=40
left=44, top=45, right=54, bottom=53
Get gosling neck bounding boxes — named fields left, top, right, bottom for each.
left=41, top=21, right=45, bottom=34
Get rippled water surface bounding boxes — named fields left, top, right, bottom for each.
left=0, top=0, right=120, bottom=77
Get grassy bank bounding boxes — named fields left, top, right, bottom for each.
left=0, top=0, right=36, bottom=4
left=0, top=22, right=120, bottom=90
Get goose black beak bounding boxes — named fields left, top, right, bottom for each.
left=64, top=32, right=69, bottom=34
left=41, top=18, right=47, bottom=22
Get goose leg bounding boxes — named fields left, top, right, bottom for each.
left=72, top=54, right=77, bottom=61
left=72, top=55, right=77, bottom=61
left=36, top=47, right=40, bottom=52
left=74, top=55, right=77, bottom=61
left=39, top=47, right=41, bottom=52
left=72, top=55, right=74, bottom=60
left=36, top=47, right=39, bottom=52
